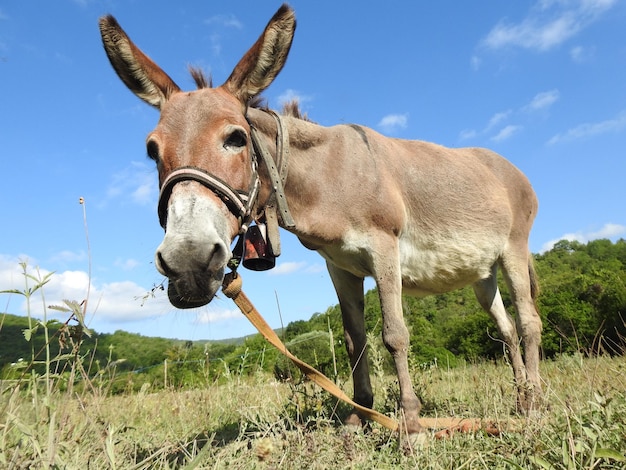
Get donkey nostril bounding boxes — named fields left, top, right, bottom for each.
left=156, top=251, right=175, bottom=276
left=207, top=242, right=228, bottom=271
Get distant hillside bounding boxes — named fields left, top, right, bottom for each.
left=0, top=313, right=242, bottom=370
left=0, top=312, right=282, bottom=372
left=2, top=238, right=625, bottom=382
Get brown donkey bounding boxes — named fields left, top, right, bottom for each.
left=99, top=5, right=542, bottom=435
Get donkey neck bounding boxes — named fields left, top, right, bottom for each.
left=246, top=106, right=364, bottom=252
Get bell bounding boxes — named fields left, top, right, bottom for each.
left=242, top=223, right=276, bottom=271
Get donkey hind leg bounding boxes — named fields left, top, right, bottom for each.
left=473, top=265, right=528, bottom=411
left=501, top=251, right=543, bottom=413
left=326, top=262, right=373, bottom=428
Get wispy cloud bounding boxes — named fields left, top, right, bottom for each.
left=461, top=89, right=558, bottom=142
left=548, top=110, right=626, bottom=144
left=204, top=14, right=243, bottom=30
left=378, top=113, right=409, bottom=134
left=482, top=0, right=617, bottom=52
left=540, top=223, right=626, bottom=252
left=569, top=45, right=595, bottom=63
left=204, top=14, right=243, bottom=58
left=269, top=261, right=307, bottom=276
left=470, top=55, right=482, bottom=71
left=105, top=161, right=157, bottom=207
left=114, top=258, right=141, bottom=271
left=491, top=125, right=523, bottom=142
left=485, top=110, right=513, bottom=132
left=277, top=89, right=313, bottom=107
left=524, top=89, right=560, bottom=112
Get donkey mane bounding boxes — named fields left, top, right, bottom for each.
left=189, top=66, right=212, bottom=89
left=189, top=66, right=310, bottom=123
left=281, top=99, right=312, bottom=122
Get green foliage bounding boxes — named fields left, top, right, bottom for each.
left=535, top=238, right=626, bottom=356
left=274, top=331, right=336, bottom=380
left=2, top=238, right=625, bottom=393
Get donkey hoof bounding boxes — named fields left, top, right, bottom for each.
left=400, top=431, right=429, bottom=454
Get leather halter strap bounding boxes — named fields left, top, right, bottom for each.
left=157, top=166, right=259, bottom=230
left=249, top=111, right=296, bottom=229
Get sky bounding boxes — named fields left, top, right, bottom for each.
left=1, top=0, right=625, bottom=342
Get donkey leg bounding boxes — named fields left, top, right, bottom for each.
left=501, top=250, right=543, bottom=412
left=473, top=266, right=528, bottom=410
left=373, top=250, right=422, bottom=434
left=326, top=262, right=373, bottom=427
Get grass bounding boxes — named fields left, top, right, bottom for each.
left=1, top=329, right=625, bottom=469
left=1, top=239, right=625, bottom=468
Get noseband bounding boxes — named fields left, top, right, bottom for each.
left=157, top=111, right=294, bottom=234
left=157, top=165, right=259, bottom=231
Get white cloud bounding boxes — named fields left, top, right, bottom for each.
left=524, top=89, right=560, bottom=112
left=548, top=110, right=626, bottom=144
left=114, top=258, right=140, bottom=271
left=195, top=307, right=242, bottom=324
left=304, top=263, right=326, bottom=274
left=569, top=45, right=595, bottom=63
left=485, top=110, right=513, bottom=132
left=491, top=125, right=523, bottom=142
left=105, top=161, right=157, bottom=207
left=482, top=0, right=617, bottom=52
left=540, top=223, right=626, bottom=252
left=269, top=261, right=307, bottom=276
left=459, top=129, right=478, bottom=141
left=204, top=14, right=243, bottom=30
left=470, top=55, right=482, bottom=71
left=277, top=88, right=313, bottom=107
left=461, top=90, right=557, bottom=141
left=378, top=113, right=409, bottom=134
left=0, top=255, right=171, bottom=325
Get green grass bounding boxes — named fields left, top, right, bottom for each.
left=1, top=261, right=625, bottom=468
left=1, top=347, right=625, bottom=469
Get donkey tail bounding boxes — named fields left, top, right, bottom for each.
left=528, top=256, right=540, bottom=302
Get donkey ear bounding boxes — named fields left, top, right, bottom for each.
left=223, top=4, right=296, bottom=105
left=99, top=15, right=181, bottom=109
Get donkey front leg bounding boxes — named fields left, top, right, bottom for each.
left=326, top=263, right=373, bottom=427
left=374, top=250, right=423, bottom=435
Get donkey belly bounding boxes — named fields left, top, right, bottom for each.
left=399, top=231, right=503, bottom=296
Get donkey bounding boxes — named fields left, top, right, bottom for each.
left=99, top=5, right=542, bottom=434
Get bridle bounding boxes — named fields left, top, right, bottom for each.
left=156, top=110, right=295, bottom=237
left=157, top=165, right=259, bottom=232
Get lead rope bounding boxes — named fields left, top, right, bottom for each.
left=221, top=270, right=517, bottom=436
left=221, top=271, right=399, bottom=432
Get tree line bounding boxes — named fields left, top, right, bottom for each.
left=1, top=238, right=624, bottom=391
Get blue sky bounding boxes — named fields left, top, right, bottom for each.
left=1, top=0, right=625, bottom=341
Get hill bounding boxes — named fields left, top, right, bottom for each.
left=2, top=238, right=625, bottom=388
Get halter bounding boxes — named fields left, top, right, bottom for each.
left=157, top=111, right=295, bottom=236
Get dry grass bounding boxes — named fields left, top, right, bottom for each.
left=2, top=263, right=625, bottom=468
left=2, top=352, right=625, bottom=469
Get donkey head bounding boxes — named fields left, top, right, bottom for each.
left=99, top=5, right=296, bottom=308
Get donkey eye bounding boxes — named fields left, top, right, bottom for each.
left=224, top=129, right=247, bottom=150
left=147, top=140, right=160, bottom=162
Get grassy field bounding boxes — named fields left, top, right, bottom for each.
left=1, top=344, right=625, bottom=469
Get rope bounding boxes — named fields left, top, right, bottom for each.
left=222, top=271, right=519, bottom=436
